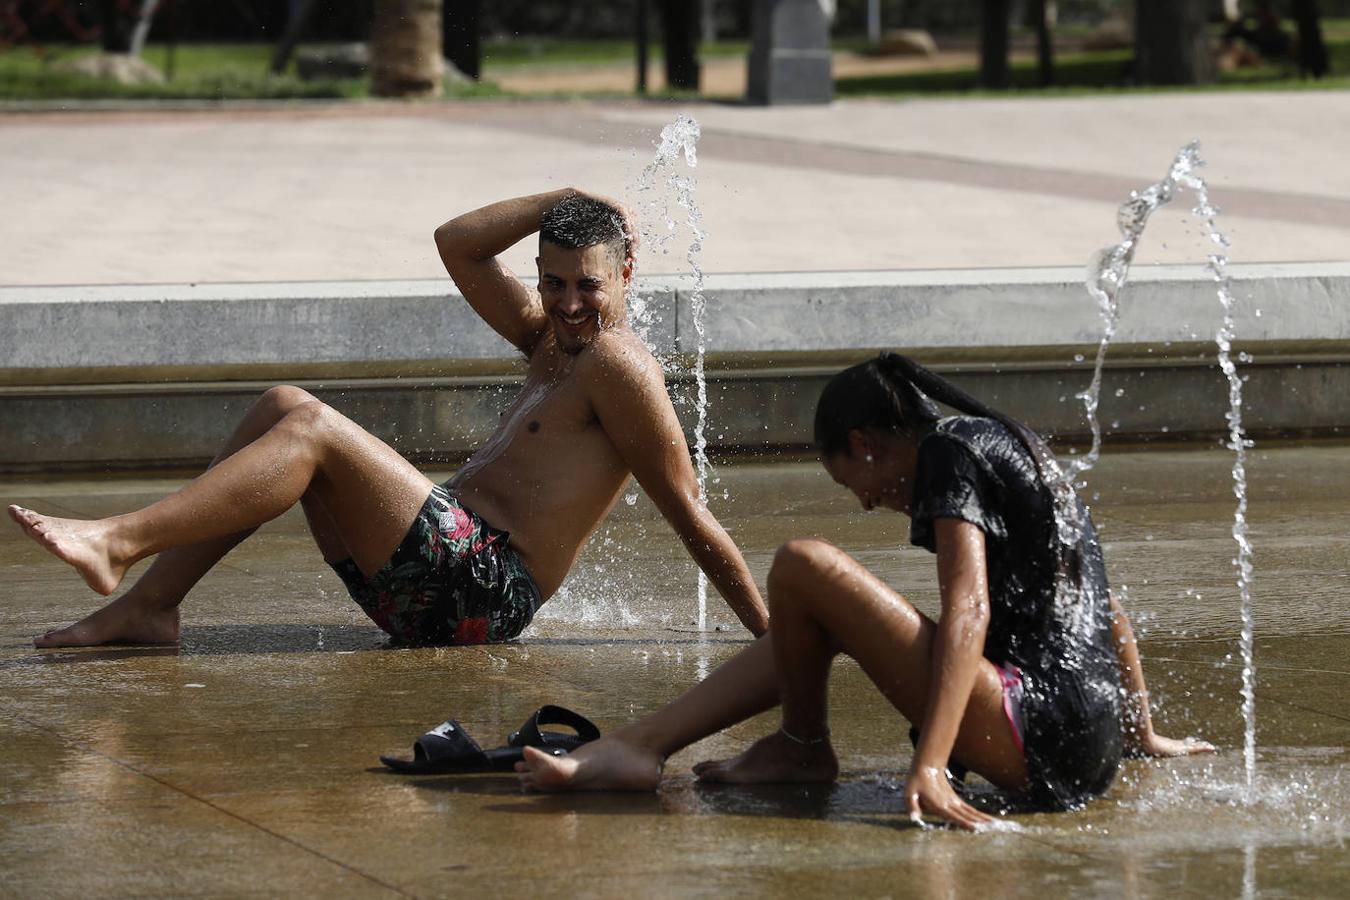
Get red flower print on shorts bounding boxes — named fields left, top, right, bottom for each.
left=440, top=506, right=475, bottom=542
left=452, top=616, right=489, bottom=645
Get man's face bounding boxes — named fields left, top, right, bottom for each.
left=536, top=241, right=631, bottom=355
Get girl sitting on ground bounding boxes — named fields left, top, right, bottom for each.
left=517, top=353, right=1213, bottom=828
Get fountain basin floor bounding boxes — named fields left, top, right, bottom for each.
left=1, top=445, right=1347, bottom=897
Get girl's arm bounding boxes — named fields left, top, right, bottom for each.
left=1110, top=593, right=1215, bottom=757
left=906, top=518, right=996, bottom=830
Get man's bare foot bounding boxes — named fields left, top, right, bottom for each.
left=692, top=728, right=839, bottom=785
left=33, top=594, right=180, bottom=648
left=8, top=505, right=127, bottom=596
left=515, top=735, right=664, bottom=793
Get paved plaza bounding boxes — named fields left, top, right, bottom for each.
left=4, top=91, right=1350, bottom=286
left=3, top=90, right=1349, bottom=897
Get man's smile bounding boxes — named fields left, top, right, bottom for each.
left=555, top=310, right=597, bottom=328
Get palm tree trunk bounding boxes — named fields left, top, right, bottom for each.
left=371, top=0, right=443, bottom=98
left=1135, top=0, right=1213, bottom=85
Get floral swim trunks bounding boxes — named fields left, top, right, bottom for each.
left=329, top=484, right=541, bottom=645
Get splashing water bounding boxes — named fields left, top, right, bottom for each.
left=1043, top=145, right=1202, bottom=642
left=1174, top=149, right=1257, bottom=800
left=1054, top=144, right=1201, bottom=545
left=635, top=115, right=713, bottom=631
left=1064, top=141, right=1257, bottom=800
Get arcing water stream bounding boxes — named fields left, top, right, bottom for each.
left=1066, top=142, right=1258, bottom=799
left=1175, top=152, right=1257, bottom=799
left=634, top=115, right=713, bottom=632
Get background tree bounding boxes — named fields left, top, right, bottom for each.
left=979, top=0, right=1011, bottom=89
left=659, top=0, right=700, bottom=90
left=1029, top=0, right=1055, bottom=86
left=1291, top=0, right=1330, bottom=78
left=443, top=0, right=481, bottom=80
left=100, top=0, right=132, bottom=52
left=370, top=0, right=443, bottom=98
left=270, top=0, right=317, bottom=75
left=1135, top=0, right=1214, bottom=85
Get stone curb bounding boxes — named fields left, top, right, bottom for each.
left=2, top=263, right=1348, bottom=470
left=5, top=263, right=1350, bottom=383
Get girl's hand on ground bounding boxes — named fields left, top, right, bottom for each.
left=904, top=762, right=992, bottom=832
left=1135, top=732, right=1216, bottom=758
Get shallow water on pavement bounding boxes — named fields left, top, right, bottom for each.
left=1, top=444, right=1346, bottom=896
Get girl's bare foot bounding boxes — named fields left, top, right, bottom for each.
left=692, top=729, right=839, bottom=784
left=515, top=735, right=664, bottom=793
left=33, top=594, right=181, bottom=648
left=8, top=505, right=127, bottom=596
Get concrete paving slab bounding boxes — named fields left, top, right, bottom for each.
left=3, top=94, right=1349, bottom=289
left=608, top=92, right=1350, bottom=205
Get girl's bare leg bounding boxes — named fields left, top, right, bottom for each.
left=519, top=537, right=1028, bottom=793
left=15, top=388, right=433, bottom=648
left=517, top=632, right=780, bottom=791
left=695, top=538, right=1027, bottom=791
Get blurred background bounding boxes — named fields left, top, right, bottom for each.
left=1, top=1, right=1345, bottom=102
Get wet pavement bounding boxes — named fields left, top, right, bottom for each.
left=2, top=444, right=1347, bottom=897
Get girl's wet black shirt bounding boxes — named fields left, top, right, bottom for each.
left=908, top=416, right=1123, bottom=810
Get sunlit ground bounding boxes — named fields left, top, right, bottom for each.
left=2, top=444, right=1345, bottom=895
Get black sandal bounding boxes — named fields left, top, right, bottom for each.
left=380, top=705, right=600, bottom=774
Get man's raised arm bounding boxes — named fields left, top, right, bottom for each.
left=434, top=189, right=571, bottom=356
left=584, top=339, right=770, bottom=636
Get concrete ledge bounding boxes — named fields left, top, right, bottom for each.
left=6, top=264, right=1350, bottom=382
left=3, top=263, right=1349, bottom=470
left=693, top=263, right=1350, bottom=357
left=0, top=278, right=676, bottom=384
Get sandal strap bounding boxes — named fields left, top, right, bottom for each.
left=413, top=719, right=487, bottom=765
left=507, top=704, right=601, bottom=749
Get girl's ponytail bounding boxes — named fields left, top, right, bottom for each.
left=817, top=352, right=1087, bottom=584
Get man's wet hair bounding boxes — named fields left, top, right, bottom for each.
left=539, top=195, right=628, bottom=269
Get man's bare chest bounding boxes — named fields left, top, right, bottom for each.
left=493, top=350, right=599, bottom=447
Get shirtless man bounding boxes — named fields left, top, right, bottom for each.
left=10, top=189, right=768, bottom=648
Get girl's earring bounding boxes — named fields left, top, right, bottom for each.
left=864, top=454, right=874, bottom=463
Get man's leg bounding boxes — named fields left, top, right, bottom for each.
left=85, top=388, right=340, bottom=605
left=14, top=389, right=434, bottom=647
